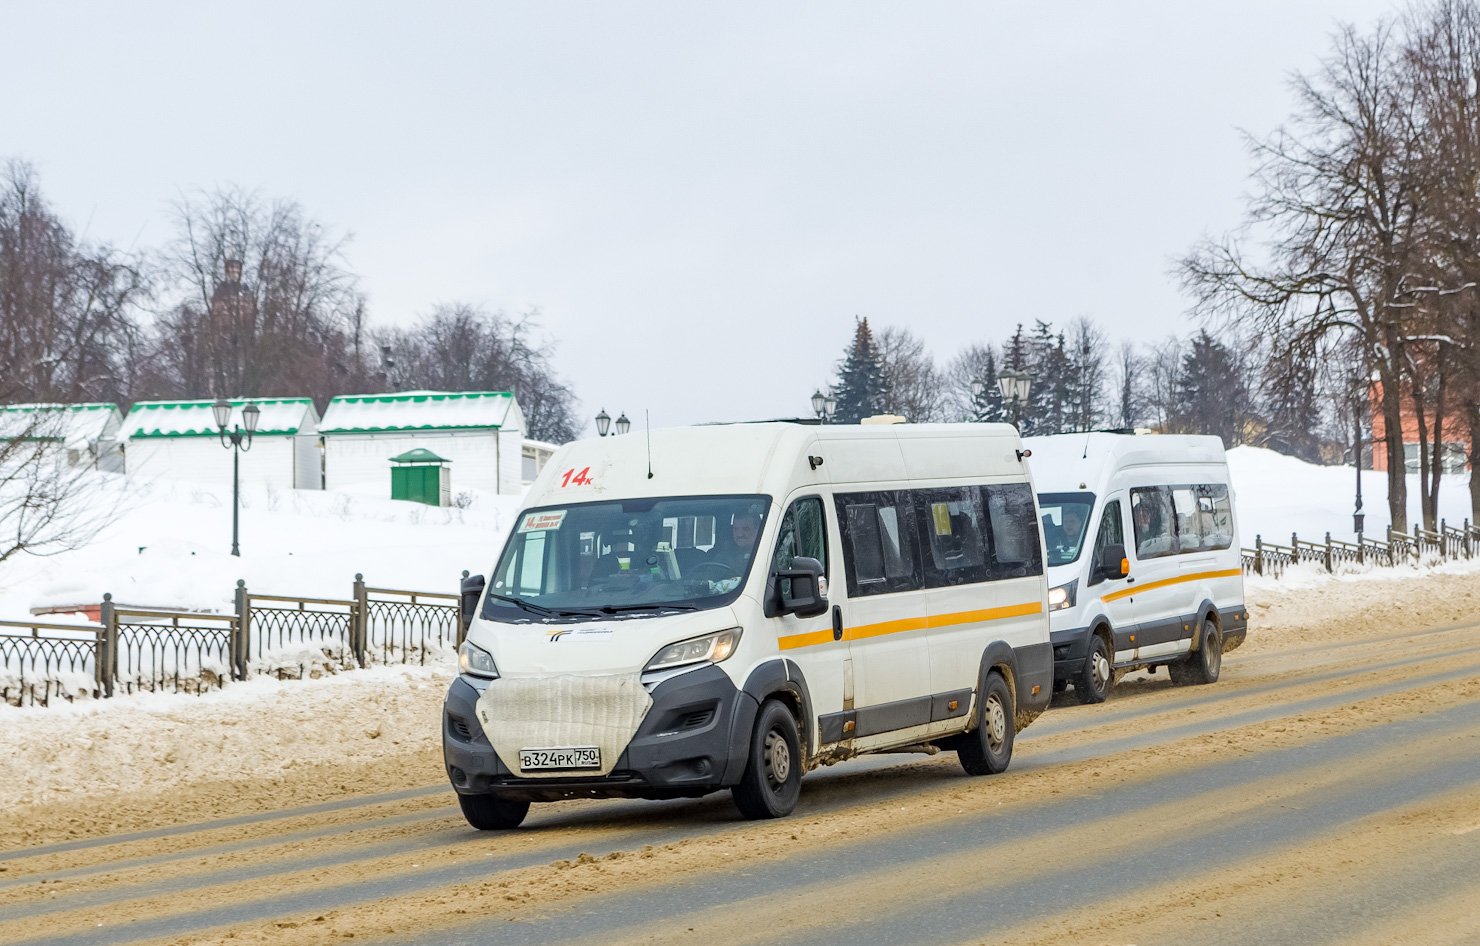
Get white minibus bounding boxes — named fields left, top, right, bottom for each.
left=1023, top=432, right=1247, bottom=704
left=444, top=422, right=1052, bottom=828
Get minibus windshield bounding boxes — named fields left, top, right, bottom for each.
left=1037, top=492, right=1095, bottom=567
left=482, top=495, right=772, bottom=623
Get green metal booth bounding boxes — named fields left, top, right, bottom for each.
left=389, top=448, right=451, bottom=506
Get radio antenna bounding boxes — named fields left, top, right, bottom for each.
left=646, top=410, right=654, bottom=479
left=1082, top=431, right=1092, bottom=459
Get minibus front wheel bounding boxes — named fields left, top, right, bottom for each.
left=458, top=792, right=530, bottom=830
left=731, top=699, right=803, bottom=820
left=958, top=671, right=1014, bottom=776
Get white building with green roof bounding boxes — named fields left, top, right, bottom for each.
left=318, top=391, right=526, bottom=496
left=119, top=398, right=322, bottom=489
left=0, top=402, right=124, bottom=472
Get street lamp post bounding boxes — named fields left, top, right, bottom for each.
left=595, top=409, right=611, bottom=437
left=213, top=399, right=260, bottom=557
left=996, top=369, right=1032, bottom=428
left=810, top=390, right=837, bottom=423
left=615, top=412, right=631, bottom=435
left=1353, top=395, right=1365, bottom=538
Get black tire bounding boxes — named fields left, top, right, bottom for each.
left=1170, top=616, right=1223, bottom=686
left=731, top=699, right=803, bottom=820
left=958, top=672, right=1014, bottom=776
left=457, top=792, right=530, bottom=830
left=1074, top=633, right=1113, bottom=704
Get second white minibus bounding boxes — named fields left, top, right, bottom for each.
left=1023, top=432, right=1247, bottom=703
left=444, top=422, right=1052, bottom=828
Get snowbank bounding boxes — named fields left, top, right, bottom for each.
left=1227, top=445, right=1474, bottom=544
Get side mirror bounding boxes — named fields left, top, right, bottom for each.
left=777, top=556, right=828, bottom=618
left=460, top=572, right=486, bottom=636
left=1100, top=544, right=1129, bottom=580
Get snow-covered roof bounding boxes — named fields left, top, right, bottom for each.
left=0, top=402, right=122, bottom=449
left=119, top=398, right=319, bottom=439
left=319, top=391, right=517, bottom=434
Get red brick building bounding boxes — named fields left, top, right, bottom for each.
left=1369, top=380, right=1470, bottom=473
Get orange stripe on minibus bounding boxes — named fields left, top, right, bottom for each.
left=776, top=600, right=1044, bottom=651
left=1100, top=567, right=1242, bottom=603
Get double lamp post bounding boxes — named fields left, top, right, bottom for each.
left=212, top=398, right=260, bottom=557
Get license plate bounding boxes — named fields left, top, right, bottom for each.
left=518, top=746, right=601, bottom=771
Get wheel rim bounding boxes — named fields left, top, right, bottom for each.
left=764, top=727, right=791, bottom=788
left=984, top=694, right=1007, bottom=752
left=1092, top=649, right=1110, bottom=691
left=1205, top=625, right=1222, bottom=676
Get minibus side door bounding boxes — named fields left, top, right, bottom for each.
left=769, top=494, right=848, bottom=752
left=1115, top=485, right=1185, bottom=662
left=830, top=490, right=933, bottom=740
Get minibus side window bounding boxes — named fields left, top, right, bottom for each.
left=1197, top=484, right=1235, bottom=550
left=1088, top=501, right=1124, bottom=586
left=982, top=483, right=1043, bottom=579
left=772, top=497, right=829, bottom=600
left=1129, top=487, right=1176, bottom=559
left=914, top=487, right=989, bottom=587
left=1171, top=486, right=1203, bottom=553
left=834, top=492, right=920, bottom=596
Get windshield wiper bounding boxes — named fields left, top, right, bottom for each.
left=596, top=603, right=701, bottom=615
left=485, top=592, right=565, bottom=618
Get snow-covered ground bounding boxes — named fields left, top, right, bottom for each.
left=0, top=473, right=526, bottom=623
left=1227, top=445, right=1473, bottom=544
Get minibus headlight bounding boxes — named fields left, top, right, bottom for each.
left=644, top=627, right=743, bottom=673
left=458, top=640, right=500, bottom=679
left=1048, top=580, right=1078, bottom=612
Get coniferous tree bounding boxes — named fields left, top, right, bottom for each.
left=969, top=347, right=1006, bottom=422
left=832, top=317, right=888, bottom=423
left=1169, top=331, right=1250, bottom=446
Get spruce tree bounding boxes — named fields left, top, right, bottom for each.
left=832, top=317, right=888, bottom=423
left=969, top=348, right=1006, bottom=422
left=1170, top=331, right=1250, bottom=446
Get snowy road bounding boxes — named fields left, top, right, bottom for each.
left=5, top=607, right=1480, bottom=945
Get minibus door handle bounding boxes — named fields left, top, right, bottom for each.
left=832, top=606, right=844, bottom=641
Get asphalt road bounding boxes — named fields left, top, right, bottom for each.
left=4, top=617, right=1480, bottom=946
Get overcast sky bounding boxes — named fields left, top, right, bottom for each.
left=2, top=1, right=1399, bottom=432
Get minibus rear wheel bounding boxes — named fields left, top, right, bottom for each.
left=958, top=671, right=1014, bottom=776
left=458, top=792, right=530, bottom=830
left=1074, top=634, right=1112, bottom=705
left=732, top=699, right=803, bottom=820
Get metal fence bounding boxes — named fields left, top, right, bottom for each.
left=0, top=618, right=102, bottom=707
left=3, top=573, right=473, bottom=708
left=107, top=599, right=238, bottom=697
left=360, top=576, right=460, bottom=666
left=1243, top=519, right=1480, bottom=578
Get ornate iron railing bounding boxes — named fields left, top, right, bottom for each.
left=359, top=575, right=460, bottom=666
left=0, top=618, right=102, bottom=707
left=106, top=600, right=238, bottom=696
left=241, top=586, right=359, bottom=678
left=1243, top=519, right=1480, bottom=576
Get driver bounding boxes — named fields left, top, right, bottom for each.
left=1060, top=508, right=1085, bottom=550
left=709, top=510, right=761, bottom=573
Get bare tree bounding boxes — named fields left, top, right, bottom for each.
left=0, top=410, right=116, bottom=563
left=152, top=186, right=364, bottom=404
left=943, top=342, right=1001, bottom=421
left=0, top=160, right=146, bottom=405
left=874, top=327, right=945, bottom=422
left=380, top=303, right=581, bottom=443
left=1182, top=19, right=1432, bottom=530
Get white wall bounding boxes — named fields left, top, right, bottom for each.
left=125, top=436, right=299, bottom=489
left=323, top=430, right=517, bottom=495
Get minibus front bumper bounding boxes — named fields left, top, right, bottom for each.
left=442, top=664, right=755, bottom=802
left=1050, top=626, right=1093, bottom=680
